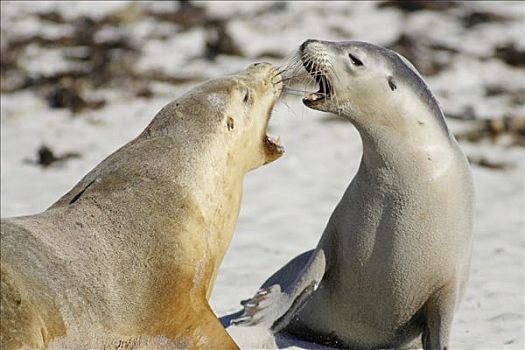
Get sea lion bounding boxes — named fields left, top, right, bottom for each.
left=0, top=62, right=284, bottom=350
left=227, top=40, right=474, bottom=350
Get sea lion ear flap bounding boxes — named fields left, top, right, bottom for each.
left=388, top=76, right=397, bottom=91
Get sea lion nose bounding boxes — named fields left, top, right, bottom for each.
left=301, top=39, right=320, bottom=51
left=246, top=62, right=275, bottom=79
left=249, top=62, right=272, bottom=70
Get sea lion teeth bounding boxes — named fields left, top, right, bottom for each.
left=265, top=135, right=284, bottom=149
left=305, top=92, right=324, bottom=101
left=269, top=136, right=281, bottom=145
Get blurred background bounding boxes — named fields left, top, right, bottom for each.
left=1, top=1, right=524, bottom=349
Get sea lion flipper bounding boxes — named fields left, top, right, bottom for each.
left=230, top=249, right=326, bottom=332
left=421, top=281, right=458, bottom=350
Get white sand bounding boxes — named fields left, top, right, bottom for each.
left=1, top=1, right=523, bottom=349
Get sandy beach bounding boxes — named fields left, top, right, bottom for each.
left=1, top=1, right=523, bottom=349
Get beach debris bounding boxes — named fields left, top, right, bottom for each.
left=146, top=0, right=208, bottom=29
left=134, top=84, right=154, bottom=99
left=1, top=1, right=218, bottom=110
left=494, top=43, right=525, bottom=68
left=45, top=78, right=106, bottom=113
left=387, top=34, right=456, bottom=76
left=467, top=156, right=515, bottom=170
left=484, top=85, right=524, bottom=107
left=461, top=10, right=510, bottom=29
left=455, top=116, right=525, bottom=147
left=446, top=106, right=478, bottom=121
left=377, top=0, right=457, bottom=13
left=204, top=19, right=244, bottom=60
left=34, top=144, right=82, bottom=168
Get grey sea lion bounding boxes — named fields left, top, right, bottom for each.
left=0, top=63, right=284, bottom=350
left=228, top=40, right=474, bottom=350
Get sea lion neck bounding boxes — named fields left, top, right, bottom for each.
left=355, top=115, right=456, bottom=178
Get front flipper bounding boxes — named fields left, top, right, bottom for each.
left=421, top=281, right=459, bottom=350
left=230, top=248, right=326, bottom=333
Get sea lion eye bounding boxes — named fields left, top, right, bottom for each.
left=243, top=89, right=252, bottom=104
left=388, top=76, right=397, bottom=91
left=227, top=117, right=234, bottom=131
left=349, top=54, right=364, bottom=67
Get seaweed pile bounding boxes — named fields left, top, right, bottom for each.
left=1, top=1, right=253, bottom=114
left=1, top=0, right=523, bottom=170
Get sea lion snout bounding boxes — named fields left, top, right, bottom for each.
left=243, top=62, right=282, bottom=90
left=244, top=62, right=275, bottom=80
left=300, top=39, right=323, bottom=51
left=218, top=63, right=284, bottom=169
left=300, top=39, right=332, bottom=58
left=246, top=61, right=273, bottom=72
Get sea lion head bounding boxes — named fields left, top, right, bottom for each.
left=144, top=63, right=284, bottom=172
left=216, top=62, right=285, bottom=169
left=295, top=39, right=445, bottom=131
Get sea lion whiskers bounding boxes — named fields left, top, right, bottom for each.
left=282, top=52, right=313, bottom=84
left=275, top=74, right=311, bottom=84
left=281, top=87, right=316, bottom=95
left=271, top=56, right=311, bottom=118
left=272, top=60, right=304, bottom=92
left=272, top=51, right=302, bottom=80
left=294, top=52, right=337, bottom=107
left=275, top=52, right=339, bottom=107
left=272, top=58, right=313, bottom=85
left=279, top=55, right=302, bottom=77
left=300, top=56, right=321, bottom=94
left=273, top=61, right=300, bottom=78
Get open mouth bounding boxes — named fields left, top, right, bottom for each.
left=263, top=127, right=284, bottom=164
left=263, top=114, right=284, bottom=162
left=301, top=61, right=333, bottom=106
left=264, top=134, right=284, bottom=157
left=263, top=80, right=285, bottom=163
